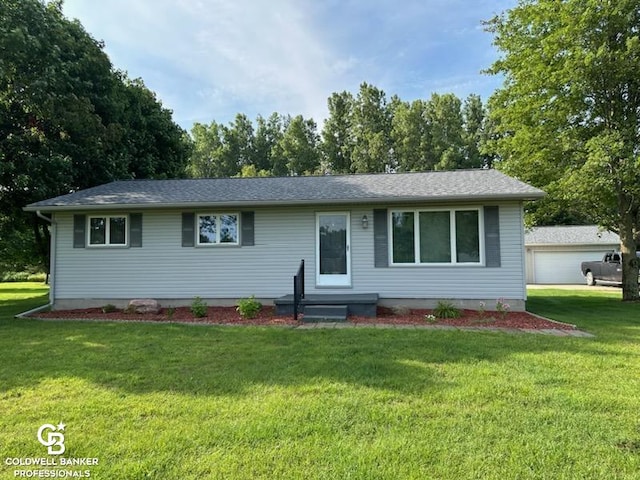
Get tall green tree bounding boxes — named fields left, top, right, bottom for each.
left=118, top=77, right=191, bottom=180
left=0, top=0, right=190, bottom=273
left=0, top=214, right=43, bottom=276
left=425, top=93, right=465, bottom=170
left=275, top=115, right=320, bottom=175
left=186, top=121, right=226, bottom=177
left=391, top=98, right=434, bottom=172
left=462, top=94, right=490, bottom=169
left=321, top=91, right=354, bottom=173
left=486, top=0, right=640, bottom=300
left=254, top=113, right=284, bottom=173
left=351, top=83, right=393, bottom=173
left=222, top=113, right=255, bottom=173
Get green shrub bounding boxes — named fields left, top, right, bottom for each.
left=191, top=297, right=208, bottom=318
left=166, top=307, right=175, bottom=320
left=477, top=301, right=487, bottom=319
left=433, top=300, right=461, bottom=319
left=424, top=314, right=437, bottom=323
left=495, top=298, right=511, bottom=319
left=101, top=304, right=117, bottom=313
left=1, top=271, right=47, bottom=283
left=236, top=296, right=262, bottom=319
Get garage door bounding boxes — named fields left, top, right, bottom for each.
left=533, top=250, right=607, bottom=284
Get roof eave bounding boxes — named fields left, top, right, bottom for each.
left=24, top=192, right=545, bottom=212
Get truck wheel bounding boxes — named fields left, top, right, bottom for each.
left=586, top=271, right=595, bottom=286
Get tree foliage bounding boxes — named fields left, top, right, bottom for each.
left=350, top=83, right=393, bottom=173
left=485, top=0, right=640, bottom=300
left=321, top=91, right=354, bottom=173
left=276, top=115, right=320, bottom=175
left=0, top=0, right=191, bottom=274
left=391, top=98, right=433, bottom=172
left=188, top=83, right=491, bottom=178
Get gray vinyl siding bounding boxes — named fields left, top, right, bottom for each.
left=349, top=203, right=525, bottom=300
left=51, top=202, right=526, bottom=301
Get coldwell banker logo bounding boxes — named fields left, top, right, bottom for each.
left=4, top=422, right=99, bottom=477
left=37, top=423, right=66, bottom=455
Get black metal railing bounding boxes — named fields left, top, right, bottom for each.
left=293, top=259, right=305, bottom=320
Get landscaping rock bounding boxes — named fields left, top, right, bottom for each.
left=127, top=298, right=160, bottom=314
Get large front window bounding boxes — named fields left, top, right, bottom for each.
left=198, top=214, right=239, bottom=245
left=391, top=209, right=481, bottom=265
left=88, top=215, right=127, bottom=246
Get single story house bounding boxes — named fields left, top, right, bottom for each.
left=525, top=225, right=620, bottom=284
left=25, top=170, right=544, bottom=312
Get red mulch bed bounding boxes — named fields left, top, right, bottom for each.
left=354, top=308, right=576, bottom=330
left=33, top=306, right=575, bottom=330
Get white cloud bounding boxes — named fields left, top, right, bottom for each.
left=67, top=0, right=349, bottom=126
left=181, top=1, right=337, bottom=119
left=62, top=0, right=514, bottom=129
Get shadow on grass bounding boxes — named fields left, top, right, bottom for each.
left=0, top=315, right=623, bottom=398
left=0, top=296, right=49, bottom=318
left=2, top=319, right=454, bottom=396
left=1, top=288, right=637, bottom=399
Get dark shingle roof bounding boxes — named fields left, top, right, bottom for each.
left=525, top=225, right=620, bottom=246
left=25, top=170, right=545, bottom=211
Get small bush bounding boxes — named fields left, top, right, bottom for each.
left=495, top=298, right=511, bottom=319
left=1, top=271, right=47, bottom=283
left=166, top=307, right=175, bottom=320
left=424, top=314, right=437, bottom=323
left=236, top=296, right=262, bottom=319
left=433, top=301, right=461, bottom=319
left=191, top=296, right=208, bottom=318
left=101, top=304, right=117, bottom=314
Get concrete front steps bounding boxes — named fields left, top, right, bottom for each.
left=274, top=293, right=379, bottom=321
left=302, top=305, right=348, bottom=322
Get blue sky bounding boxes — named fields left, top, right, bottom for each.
left=62, top=0, right=515, bottom=131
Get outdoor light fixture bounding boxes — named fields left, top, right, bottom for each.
left=361, top=214, right=369, bottom=229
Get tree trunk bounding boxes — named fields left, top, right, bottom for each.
left=32, top=215, right=51, bottom=276
left=619, top=212, right=639, bottom=301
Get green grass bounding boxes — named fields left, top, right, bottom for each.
left=1, top=284, right=639, bottom=479
left=0, top=281, right=49, bottom=316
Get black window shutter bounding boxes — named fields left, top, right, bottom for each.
left=241, top=211, right=255, bottom=246
left=373, top=209, right=388, bottom=268
left=182, top=212, right=195, bottom=247
left=484, top=206, right=501, bottom=267
left=130, top=213, right=143, bottom=247
left=73, top=214, right=86, bottom=248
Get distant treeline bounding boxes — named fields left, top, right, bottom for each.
left=187, top=83, right=494, bottom=178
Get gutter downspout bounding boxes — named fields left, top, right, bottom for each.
left=518, top=203, right=528, bottom=303
left=36, top=210, right=56, bottom=308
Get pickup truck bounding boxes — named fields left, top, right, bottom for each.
left=581, top=252, right=639, bottom=286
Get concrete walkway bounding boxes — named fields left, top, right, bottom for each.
left=296, top=322, right=595, bottom=337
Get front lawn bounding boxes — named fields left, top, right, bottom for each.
left=1, top=284, right=639, bottom=479
left=0, top=281, right=49, bottom=317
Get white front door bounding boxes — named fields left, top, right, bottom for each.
left=316, top=212, right=351, bottom=287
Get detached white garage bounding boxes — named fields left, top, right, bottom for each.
left=525, top=226, right=619, bottom=284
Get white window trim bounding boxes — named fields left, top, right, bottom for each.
left=87, top=214, right=129, bottom=247
left=388, top=207, right=484, bottom=266
left=196, top=213, right=240, bottom=246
